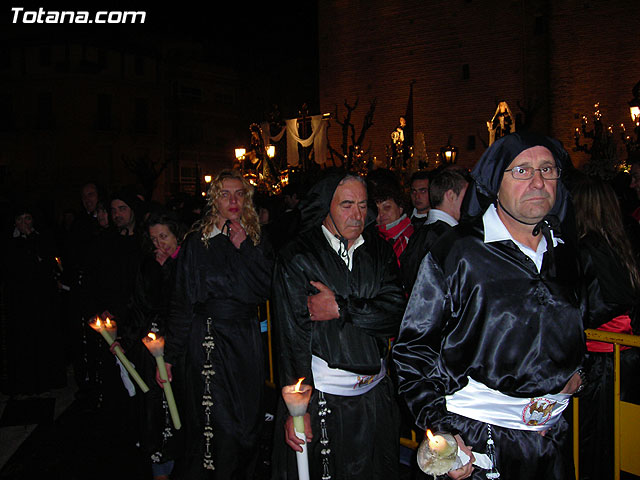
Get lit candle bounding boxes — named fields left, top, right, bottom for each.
left=142, top=332, right=181, bottom=430
left=417, top=430, right=459, bottom=476
left=88, top=316, right=149, bottom=393
left=427, top=430, right=457, bottom=456
left=54, top=256, right=63, bottom=273
left=282, top=378, right=312, bottom=480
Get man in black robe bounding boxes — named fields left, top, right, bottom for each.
left=394, top=133, right=586, bottom=480
left=272, top=173, right=406, bottom=480
left=400, top=168, right=469, bottom=293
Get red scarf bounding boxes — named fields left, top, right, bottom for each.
left=377, top=215, right=414, bottom=265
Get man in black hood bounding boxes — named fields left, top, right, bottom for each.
left=394, top=133, right=586, bottom=480
left=272, top=173, right=406, bottom=479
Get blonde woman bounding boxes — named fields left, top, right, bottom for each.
left=160, top=170, right=273, bottom=479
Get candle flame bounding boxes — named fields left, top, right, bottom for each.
left=55, top=257, right=61, bottom=263
left=96, top=317, right=102, bottom=327
left=294, top=377, right=305, bottom=392
left=426, top=429, right=434, bottom=441
left=148, top=332, right=157, bottom=341
left=105, top=317, right=112, bottom=327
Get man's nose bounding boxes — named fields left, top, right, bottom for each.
left=530, top=169, right=545, bottom=188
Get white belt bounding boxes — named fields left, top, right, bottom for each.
left=311, top=355, right=386, bottom=396
left=445, top=377, right=571, bottom=431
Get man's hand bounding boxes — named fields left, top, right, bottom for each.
left=155, top=362, right=173, bottom=388
left=284, top=413, right=313, bottom=452
left=228, top=220, right=247, bottom=249
left=307, top=281, right=339, bottom=321
left=560, top=371, right=582, bottom=395
left=448, top=434, right=475, bottom=480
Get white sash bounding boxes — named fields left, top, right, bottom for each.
left=311, top=355, right=386, bottom=396
left=445, top=377, right=571, bottom=431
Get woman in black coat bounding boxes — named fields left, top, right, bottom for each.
left=125, top=210, right=185, bottom=480
left=161, top=170, right=274, bottom=480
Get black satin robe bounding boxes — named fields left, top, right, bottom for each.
left=393, top=218, right=587, bottom=479
left=272, top=225, right=406, bottom=479
left=165, top=231, right=273, bottom=480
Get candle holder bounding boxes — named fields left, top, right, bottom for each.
left=88, top=315, right=149, bottom=393
left=417, top=430, right=462, bottom=477
left=282, top=379, right=313, bottom=480
left=142, top=332, right=181, bottom=430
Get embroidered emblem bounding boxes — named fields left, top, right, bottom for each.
left=353, top=374, right=377, bottom=389
left=522, top=397, right=557, bottom=426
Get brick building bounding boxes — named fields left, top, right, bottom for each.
left=318, top=0, right=640, bottom=170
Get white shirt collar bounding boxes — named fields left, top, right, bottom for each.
left=426, top=208, right=458, bottom=227
left=205, top=223, right=223, bottom=239
left=411, top=207, right=429, bottom=219
left=483, top=204, right=561, bottom=272
left=321, top=225, right=364, bottom=271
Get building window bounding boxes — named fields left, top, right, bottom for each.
left=37, top=92, right=53, bottom=129
left=462, top=64, right=470, bottom=80
left=0, top=47, right=11, bottom=69
left=0, top=94, right=12, bottom=131
left=534, top=15, right=548, bottom=35
left=467, top=135, right=476, bottom=150
left=134, top=98, right=149, bottom=133
left=97, top=94, right=112, bottom=130
left=135, top=55, right=144, bottom=75
left=39, top=46, right=51, bottom=67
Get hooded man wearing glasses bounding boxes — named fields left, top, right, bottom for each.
left=394, top=133, right=588, bottom=480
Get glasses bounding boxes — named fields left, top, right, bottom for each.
left=504, top=166, right=561, bottom=180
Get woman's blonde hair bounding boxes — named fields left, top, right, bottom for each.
left=196, top=169, right=261, bottom=246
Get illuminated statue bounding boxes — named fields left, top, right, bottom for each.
left=487, top=101, right=515, bottom=145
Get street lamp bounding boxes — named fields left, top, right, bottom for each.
left=440, top=139, right=458, bottom=164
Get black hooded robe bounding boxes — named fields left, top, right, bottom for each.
left=272, top=174, right=407, bottom=480
left=165, top=230, right=273, bottom=480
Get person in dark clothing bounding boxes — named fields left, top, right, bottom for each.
left=572, top=177, right=640, bottom=480
left=272, top=173, right=406, bottom=480
left=161, top=170, right=273, bottom=480
left=394, top=133, right=589, bottom=480
left=409, top=171, right=431, bottom=228
left=125, top=210, right=185, bottom=480
left=400, top=168, right=469, bottom=293
left=81, top=190, right=144, bottom=409
left=1, top=207, right=66, bottom=395
left=371, top=183, right=413, bottom=265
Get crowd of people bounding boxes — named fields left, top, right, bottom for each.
left=1, top=131, right=639, bottom=480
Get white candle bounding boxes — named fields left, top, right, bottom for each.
left=88, top=316, right=149, bottom=393
left=142, top=332, right=181, bottom=430
left=282, top=378, right=312, bottom=480
left=417, top=430, right=459, bottom=476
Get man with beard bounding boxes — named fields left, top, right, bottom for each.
left=272, top=173, right=406, bottom=480
left=394, top=133, right=587, bottom=480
